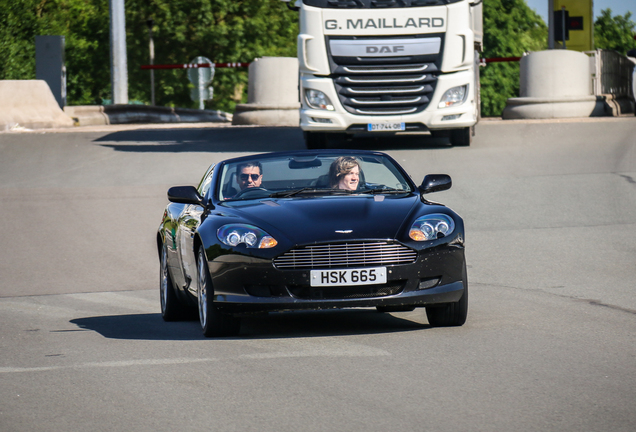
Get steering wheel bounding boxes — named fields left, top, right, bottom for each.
left=233, top=187, right=269, bottom=198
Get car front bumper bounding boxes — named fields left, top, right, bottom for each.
left=206, top=244, right=466, bottom=314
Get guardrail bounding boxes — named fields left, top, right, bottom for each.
left=141, top=62, right=250, bottom=70
left=586, top=50, right=635, bottom=98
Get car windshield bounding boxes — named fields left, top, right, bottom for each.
left=217, top=153, right=413, bottom=201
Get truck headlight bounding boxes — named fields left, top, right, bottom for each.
left=438, top=85, right=468, bottom=108
left=305, top=89, right=335, bottom=111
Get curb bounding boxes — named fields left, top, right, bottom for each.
left=64, top=105, right=232, bottom=126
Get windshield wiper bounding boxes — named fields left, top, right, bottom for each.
left=269, top=188, right=324, bottom=198
left=362, top=188, right=411, bottom=194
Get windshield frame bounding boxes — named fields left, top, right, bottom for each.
left=213, top=150, right=416, bottom=203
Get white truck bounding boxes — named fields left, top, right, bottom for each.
left=288, top=0, right=483, bottom=148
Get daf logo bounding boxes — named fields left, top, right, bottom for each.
left=366, top=45, right=404, bottom=54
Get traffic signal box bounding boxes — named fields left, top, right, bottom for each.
left=553, top=0, right=593, bottom=51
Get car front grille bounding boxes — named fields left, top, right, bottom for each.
left=288, top=281, right=406, bottom=300
left=273, top=242, right=417, bottom=270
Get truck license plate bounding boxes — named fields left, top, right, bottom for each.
left=367, top=122, right=405, bottom=132
left=310, top=267, right=387, bottom=287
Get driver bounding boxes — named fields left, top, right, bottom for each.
left=237, top=161, right=263, bottom=190
left=329, top=156, right=360, bottom=191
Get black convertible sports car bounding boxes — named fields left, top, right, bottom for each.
left=157, top=150, right=467, bottom=336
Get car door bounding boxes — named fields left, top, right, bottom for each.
left=175, top=164, right=215, bottom=293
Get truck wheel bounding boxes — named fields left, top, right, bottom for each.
left=304, top=131, right=327, bottom=149
left=450, top=127, right=471, bottom=147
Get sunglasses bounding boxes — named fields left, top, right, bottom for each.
left=239, top=173, right=261, bottom=181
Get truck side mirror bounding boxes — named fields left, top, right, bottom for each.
left=419, top=174, right=452, bottom=194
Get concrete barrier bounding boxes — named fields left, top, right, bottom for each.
left=64, top=105, right=232, bottom=126
left=0, top=80, right=74, bottom=130
left=503, top=50, right=602, bottom=119
left=232, top=57, right=300, bottom=126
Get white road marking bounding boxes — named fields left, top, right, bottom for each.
left=239, top=337, right=391, bottom=359
left=0, top=358, right=218, bottom=374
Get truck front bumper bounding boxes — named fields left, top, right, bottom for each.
left=300, top=68, right=477, bottom=132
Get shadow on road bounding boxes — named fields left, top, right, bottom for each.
left=94, top=127, right=306, bottom=153
left=93, top=126, right=453, bottom=153
left=70, top=309, right=429, bottom=340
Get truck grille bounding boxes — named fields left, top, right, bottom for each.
left=327, top=36, right=442, bottom=116
left=273, top=242, right=417, bottom=269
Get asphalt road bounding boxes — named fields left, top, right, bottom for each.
left=1, top=118, right=635, bottom=431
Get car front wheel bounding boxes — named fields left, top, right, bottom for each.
left=425, top=262, right=468, bottom=327
left=196, top=246, right=240, bottom=337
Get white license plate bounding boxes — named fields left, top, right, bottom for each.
left=310, top=267, right=387, bottom=287
left=367, top=122, right=405, bottom=132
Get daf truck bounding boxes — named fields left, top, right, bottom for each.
left=288, top=0, right=483, bottom=148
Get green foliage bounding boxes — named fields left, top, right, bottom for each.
left=594, top=9, right=636, bottom=55
left=0, top=0, right=298, bottom=110
left=480, top=0, right=547, bottom=117
left=125, top=0, right=299, bottom=112
left=1, top=0, right=553, bottom=117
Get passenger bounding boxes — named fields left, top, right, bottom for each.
left=236, top=161, right=263, bottom=190
left=329, top=156, right=360, bottom=191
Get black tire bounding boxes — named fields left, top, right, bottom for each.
left=425, top=262, right=468, bottom=327
left=196, top=246, right=240, bottom=337
left=160, top=243, right=189, bottom=321
left=304, top=131, right=327, bottom=149
left=450, top=127, right=471, bottom=147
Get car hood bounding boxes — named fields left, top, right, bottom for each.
left=221, top=195, right=420, bottom=245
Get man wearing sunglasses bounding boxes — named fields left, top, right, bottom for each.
left=236, top=161, right=263, bottom=190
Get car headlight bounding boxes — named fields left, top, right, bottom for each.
left=217, top=224, right=278, bottom=249
left=438, top=85, right=468, bottom=108
left=305, top=89, right=335, bottom=111
left=409, top=214, right=455, bottom=241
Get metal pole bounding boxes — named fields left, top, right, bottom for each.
left=147, top=19, right=155, bottom=106
left=548, top=0, right=554, bottom=49
left=109, top=0, right=128, bottom=104
left=561, top=6, right=567, bottom=50
left=198, top=68, right=205, bottom=110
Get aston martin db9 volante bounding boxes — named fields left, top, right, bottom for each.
left=157, top=150, right=467, bottom=336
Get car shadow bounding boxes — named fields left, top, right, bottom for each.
left=70, top=309, right=431, bottom=340
left=93, top=126, right=453, bottom=153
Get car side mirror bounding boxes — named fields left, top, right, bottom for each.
left=419, top=174, right=452, bottom=194
left=168, top=186, right=205, bottom=206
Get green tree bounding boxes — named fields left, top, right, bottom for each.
left=480, top=0, right=547, bottom=117
left=594, top=9, right=636, bottom=54
left=0, top=0, right=298, bottom=111
left=125, top=0, right=299, bottom=112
